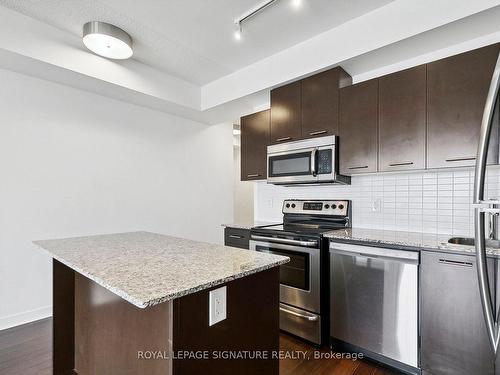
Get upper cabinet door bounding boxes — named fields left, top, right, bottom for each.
left=270, top=81, right=301, bottom=144
left=301, top=68, right=352, bottom=139
left=427, top=44, right=500, bottom=168
left=379, top=66, right=426, bottom=171
left=240, top=109, right=270, bottom=181
left=339, top=79, right=379, bottom=175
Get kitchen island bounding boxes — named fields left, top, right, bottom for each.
left=34, top=231, right=288, bottom=375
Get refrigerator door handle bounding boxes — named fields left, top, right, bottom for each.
left=474, top=50, right=500, bottom=354
left=474, top=209, right=500, bottom=353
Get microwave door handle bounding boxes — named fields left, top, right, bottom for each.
left=311, top=148, right=317, bottom=177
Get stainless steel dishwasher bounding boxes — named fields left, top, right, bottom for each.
left=330, top=242, right=419, bottom=372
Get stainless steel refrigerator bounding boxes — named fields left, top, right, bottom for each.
left=475, top=49, right=500, bottom=375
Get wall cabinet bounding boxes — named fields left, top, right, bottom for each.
left=270, top=67, right=351, bottom=144
left=427, top=44, right=500, bottom=168
left=270, top=81, right=302, bottom=144
left=378, top=66, right=426, bottom=171
left=301, top=68, right=352, bottom=139
left=241, top=44, right=500, bottom=181
left=240, top=109, right=270, bottom=181
left=420, top=251, right=494, bottom=375
left=339, top=79, right=379, bottom=175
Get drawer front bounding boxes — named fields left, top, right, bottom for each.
left=279, top=303, right=321, bottom=345
left=224, top=228, right=250, bottom=250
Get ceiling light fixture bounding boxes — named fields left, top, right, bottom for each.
left=291, top=0, right=303, bottom=9
left=83, top=21, right=133, bottom=60
left=234, top=0, right=278, bottom=40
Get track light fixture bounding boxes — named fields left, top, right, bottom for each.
left=234, top=0, right=303, bottom=41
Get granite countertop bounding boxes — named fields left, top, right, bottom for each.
left=326, top=228, right=500, bottom=257
left=222, top=221, right=280, bottom=230
left=34, top=231, right=289, bottom=309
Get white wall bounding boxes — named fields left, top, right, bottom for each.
left=255, top=167, right=500, bottom=237
left=0, top=69, right=234, bottom=330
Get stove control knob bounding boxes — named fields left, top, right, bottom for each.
left=285, top=203, right=290, bottom=208
left=291, top=203, right=296, bottom=208
left=338, top=204, right=344, bottom=210
left=331, top=204, right=337, bottom=209
left=324, top=204, right=330, bottom=209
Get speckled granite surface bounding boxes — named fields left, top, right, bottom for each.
left=326, top=228, right=500, bottom=257
left=34, top=231, right=289, bottom=309
left=222, top=221, right=280, bottom=230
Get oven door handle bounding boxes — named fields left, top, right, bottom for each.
left=280, top=306, right=319, bottom=321
left=251, top=235, right=318, bottom=247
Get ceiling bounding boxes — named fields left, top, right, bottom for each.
left=0, top=0, right=395, bottom=84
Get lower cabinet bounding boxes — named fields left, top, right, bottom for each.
left=420, top=251, right=494, bottom=375
left=224, top=227, right=250, bottom=250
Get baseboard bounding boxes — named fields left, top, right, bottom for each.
left=0, top=305, right=52, bottom=330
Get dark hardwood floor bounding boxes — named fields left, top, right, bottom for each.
left=279, top=334, right=399, bottom=375
left=0, top=318, right=52, bottom=375
left=0, top=318, right=399, bottom=375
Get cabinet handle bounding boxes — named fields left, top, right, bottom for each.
left=229, top=235, right=245, bottom=239
left=347, top=165, right=369, bottom=170
left=389, top=161, right=414, bottom=167
left=247, top=173, right=261, bottom=178
left=445, top=156, right=476, bottom=162
left=438, top=258, right=473, bottom=267
left=276, top=137, right=292, bottom=142
left=309, top=130, right=327, bottom=136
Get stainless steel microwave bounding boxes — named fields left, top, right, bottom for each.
left=267, top=135, right=350, bottom=185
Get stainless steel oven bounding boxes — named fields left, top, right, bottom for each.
left=250, top=234, right=322, bottom=344
left=267, top=135, right=350, bottom=185
left=250, top=199, right=351, bottom=345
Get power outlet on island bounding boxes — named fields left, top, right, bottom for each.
left=209, top=286, right=227, bottom=326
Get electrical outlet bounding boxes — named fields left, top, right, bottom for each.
left=209, top=286, right=227, bottom=326
left=372, top=198, right=382, bottom=212
left=266, top=198, right=273, bottom=208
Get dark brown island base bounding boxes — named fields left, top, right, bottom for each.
left=35, top=232, right=288, bottom=375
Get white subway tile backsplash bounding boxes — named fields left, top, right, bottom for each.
left=254, top=166, right=500, bottom=237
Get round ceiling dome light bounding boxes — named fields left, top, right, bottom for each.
left=83, top=21, right=133, bottom=60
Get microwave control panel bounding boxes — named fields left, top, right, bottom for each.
left=317, top=149, right=332, bottom=175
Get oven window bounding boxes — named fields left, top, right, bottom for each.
left=256, top=246, right=310, bottom=290
left=268, top=152, right=311, bottom=177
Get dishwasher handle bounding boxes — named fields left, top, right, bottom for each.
left=330, top=242, right=419, bottom=263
